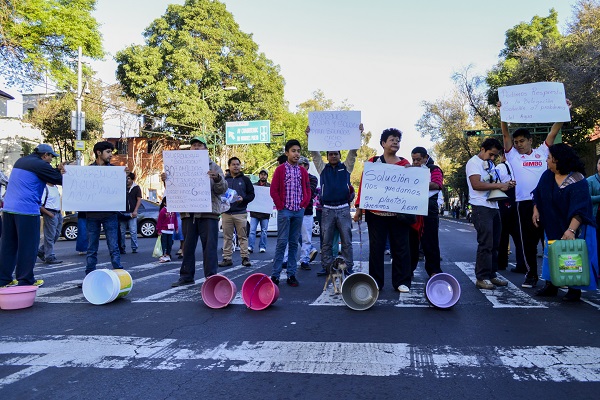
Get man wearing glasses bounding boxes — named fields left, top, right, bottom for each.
left=466, top=138, right=514, bottom=290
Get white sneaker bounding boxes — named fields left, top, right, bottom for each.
left=397, top=285, right=410, bottom=293
left=159, top=256, right=168, bottom=263
left=384, top=249, right=391, bottom=255
left=259, top=248, right=266, bottom=253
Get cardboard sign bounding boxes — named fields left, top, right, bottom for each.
left=163, top=150, right=212, bottom=213
left=246, top=186, right=275, bottom=214
left=308, top=111, right=361, bottom=151
left=359, top=163, right=430, bottom=215
left=499, top=82, right=570, bottom=123
left=62, top=166, right=126, bottom=211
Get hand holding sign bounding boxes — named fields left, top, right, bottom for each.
left=163, top=150, right=212, bottom=213
left=498, top=82, right=571, bottom=123
left=308, top=111, right=362, bottom=151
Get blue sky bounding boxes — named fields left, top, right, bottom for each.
left=3, top=0, right=579, bottom=154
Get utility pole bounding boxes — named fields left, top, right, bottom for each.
left=75, top=46, right=83, bottom=165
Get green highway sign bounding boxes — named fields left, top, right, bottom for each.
left=225, top=120, right=271, bottom=145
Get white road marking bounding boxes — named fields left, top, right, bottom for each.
left=455, top=262, right=547, bottom=308
left=456, top=228, right=472, bottom=233
left=1, top=335, right=600, bottom=384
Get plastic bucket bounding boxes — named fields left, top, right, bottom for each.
left=425, top=273, right=461, bottom=309
left=0, top=286, right=38, bottom=310
left=341, top=272, right=379, bottom=311
left=241, top=273, right=279, bottom=310
left=201, top=274, right=237, bottom=309
left=82, top=269, right=133, bottom=305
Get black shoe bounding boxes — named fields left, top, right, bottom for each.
left=271, top=276, right=280, bottom=285
left=535, top=282, right=558, bottom=297
left=563, top=288, right=581, bottom=302
left=281, top=262, right=287, bottom=270
left=510, top=267, right=527, bottom=274
left=178, top=254, right=183, bottom=259
left=242, top=257, right=251, bottom=267
left=522, top=276, right=538, bottom=288
left=171, top=279, right=194, bottom=287
left=316, top=268, right=327, bottom=277
left=300, top=262, right=311, bottom=271
left=37, top=250, right=45, bottom=262
left=45, top=259, right=63, bottom=265
left=132, top=249, right=138, bottom=254
left=287, top=275, right=299, bottom=287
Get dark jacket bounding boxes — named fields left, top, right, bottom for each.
left=319, top=162, right=352, bottom=207
left=225, top=172, right=255, bottom=214
left=3, top=153, right=63, bottom=215
left=250, top=180, right=271, bottom=220
left=305, top=173, right=318, bottom=215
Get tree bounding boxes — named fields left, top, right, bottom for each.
left=115, top=0, right=286, bottom=138
left=0, top=0, right=103, bottom=88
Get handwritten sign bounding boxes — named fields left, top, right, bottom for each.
left=308, top=111, right=361, bottom=151
left=62, top=166, right=126, bottom=211
left=163, top=150, right=212, bottom=212
left=246, top=186, right=274, bottom=214
left=359, top=163, right=429, bottom=215
left=499, top=82, right=570, bottom=123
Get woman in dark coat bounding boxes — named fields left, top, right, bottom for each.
left=532, top=144, right=598, bottom=301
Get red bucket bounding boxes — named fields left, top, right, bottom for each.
left=201, top=274, right=237, bottom=309
left=241, top=273, right=279, bottom=310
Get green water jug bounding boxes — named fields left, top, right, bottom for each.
left=548, top=239, right=590, bottom=287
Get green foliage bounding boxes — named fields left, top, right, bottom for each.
left=500, top=8, right=561, bottom=58
left=115, top=0, right=286, bottom=136
left=0, top=0, right=103, bottom=88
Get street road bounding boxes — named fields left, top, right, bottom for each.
left=1, top=218, right=599, bottom=399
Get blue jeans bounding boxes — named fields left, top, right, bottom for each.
left=272, top=208, right=304, bottom=278
left=161, top=233, right=174, bottom=256
left=300, top=214, right=316, bottom=263
left=249, top=217, right=269, bottom=250
left=76, top=216, right=88, bottom=252
left=86, top=214, right=122, bottom=275
left=119, top=217, right=138, bottom=251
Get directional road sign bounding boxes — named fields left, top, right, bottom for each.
left=225, top=120, right=271, bottom=145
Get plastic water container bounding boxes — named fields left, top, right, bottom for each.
left=548, top=239, right=590, bottom=287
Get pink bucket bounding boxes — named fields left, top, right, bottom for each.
left=201, top=274, right=237, bottom=309
left=241, top=273, right=279, bottom=310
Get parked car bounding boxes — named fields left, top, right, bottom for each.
left=61, top=199, right=160, bottom=240
left=218, top=208, right=320, bottom=237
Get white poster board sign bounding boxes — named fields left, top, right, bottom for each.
left=498, top=82, right=570, bottom=123
left=62, top=166, right=126, bottom=211
left=246, top=186, right=275, bottom=214
left=163, top=150, right=212, bottom=212
left=308, top=111, right=361, bottom=151
left=359, top=163, right=430, bottom=216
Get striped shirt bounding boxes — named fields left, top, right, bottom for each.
left=284, top=162, right=303, bottom=211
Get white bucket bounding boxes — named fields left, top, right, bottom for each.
left=82, top=269, right=133, bottom=305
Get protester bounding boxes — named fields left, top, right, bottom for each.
left=173, top=212, right=184, bottom=258
left=170, top=136, right=228, bottom=287
left=157, top=197, right=177, bottom=263
left=354, top=128, right=413, bottom=292
left=248, top=169, right=270, bottom=254
left=307, top=124, right=362, bottom=276
left=587, top=155, right=600, bottom=269
left=118, top=172, right=142, bottom=254
left=219, top=157, right=255, bottom=267
left=409, top=147, right=443, bottom=277
left=499, top=100, right=571, bottom=287
left=270, top=139, right=311, bottom=287
left=298, top=156, right=318, bottom=270
left=466, top=138, right=513, bottom=290
left=37, top=183, right=63, bottom=264
left=82, top=141, right=126, bottom=283
left=533, top=144, right=598, bottom=301
left=0, top=144, right=64, bottom=287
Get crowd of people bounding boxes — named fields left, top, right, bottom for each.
left=0, top=114, right=598, bottom=302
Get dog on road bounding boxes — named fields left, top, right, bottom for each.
left=323, top=256, right=347, bottom=294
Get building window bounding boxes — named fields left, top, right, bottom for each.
left=116, top=140, right=128, bottom=155
left=148, top=189, right=157, bottom=202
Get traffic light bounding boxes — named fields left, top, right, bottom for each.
left=465, top=130, right=482, bottom=136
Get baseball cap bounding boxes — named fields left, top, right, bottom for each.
left=259, top=169, right=269, bottom=175
left=298, top=156, right=309, bottom=165
left=190, top=136, right=208, bottom=146
left=34, top=143, right=59, bottom=157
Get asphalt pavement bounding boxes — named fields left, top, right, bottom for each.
left=1, top=218, right=599, bottom=399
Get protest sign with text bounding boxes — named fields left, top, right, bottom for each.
left=62, top=166, right=126, bottom=211
left=498, top=82, right=570, bottom=123
left=359, top=163, right=429, bottom=215
left=246, top=186, right=275, bottom=214
left=163, top=150, right=212, bottom=212
left=308, top=111, right=361, bottom=151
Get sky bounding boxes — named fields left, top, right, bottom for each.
left=2, top=0, right=579, bottom=156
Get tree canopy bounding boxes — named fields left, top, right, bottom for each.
left=115, top=0, right=286, bottom=138
left=0, top=0, right=103, bottom=88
